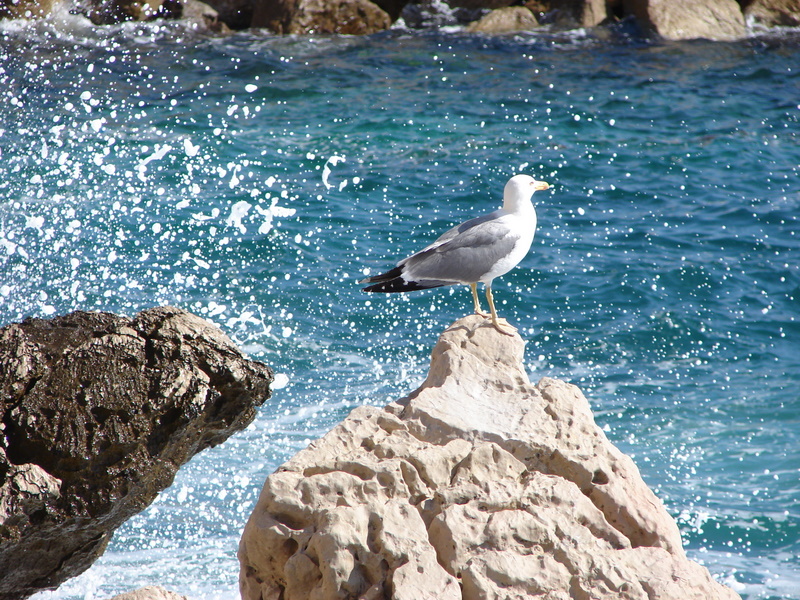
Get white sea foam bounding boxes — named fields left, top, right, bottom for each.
left=25, top=215, right=45, bottom=231
left=6, top=23, right=799, bottom=600
left=225, top=200, right=252, bottom=234
left=255, top=198, right=296, bottom=235
left=183, top=138, right=200, bottom=157
left=322, top=155, right=346, bottom=190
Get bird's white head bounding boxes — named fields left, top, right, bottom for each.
left=503, top=174, right=550, bottom=212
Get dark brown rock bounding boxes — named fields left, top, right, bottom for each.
left=0, top=0, right=233, bottom=29
left=183, top=0, right=231, bottom=32
left=743, top=0, right=800, bottom=26
left=559, top=0, right=610, bottom=26
left=0, top=307, right=273, bottom=600
left=0, top=0, right=56, bottom=19
left=371, top=0, right=407, bottom=20
left=82, top=0, right=184, bottom=24
left=202, top=0, right=256, bottom=28
left=251, top=0, right=392, bottom=34
left=399, top=0, right=483, bottom=28
left=447, top=0, right=515, bottom=11
left=523, top=0, right=611, bottom=26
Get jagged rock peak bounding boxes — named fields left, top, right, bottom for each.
left=239, top=314, right=739, bottom=600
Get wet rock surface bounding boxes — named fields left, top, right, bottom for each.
left=251, top=0, right=392, bottom=33
left=0, top=307, right=273, bottom=600
left=2, top=0, right=798, bottom=38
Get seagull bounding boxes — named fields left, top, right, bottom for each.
left=360, top=174, right=550, bottom=335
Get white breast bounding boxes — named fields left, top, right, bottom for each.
left=479, top=209, right=537, bottom=283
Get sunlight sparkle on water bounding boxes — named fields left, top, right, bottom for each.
left=2, top=15, right=798, bottom=600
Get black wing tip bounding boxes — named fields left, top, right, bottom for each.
left=360, top=266, right=453, bottom=293
left=362, top=279, right=451, bottom=293
left=362, top=279, right=419, bottom=293
left=359, top=265, right=404, bottom=285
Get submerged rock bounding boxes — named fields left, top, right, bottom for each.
left=107, top=587, right=190, bottom=600
left=239, top=314, right=740, bottom=600
left=0, top=307, right=273, bottom=600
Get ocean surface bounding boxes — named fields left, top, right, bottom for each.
left=1, top=11, right=798, bottom=600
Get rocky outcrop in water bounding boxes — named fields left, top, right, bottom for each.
left=74, top=0, right=180, bottom=23
left=743, top=0, right=800, bottom=26
left=1, top=0, right=799, bottom=38
left=82, top=0, right=232, bottom=29
left=466, top=6, right=540, bottom=33
left=0, top=0, right=226, bottom=29
left=623, top=0, right=746, bottom=41
left=251, top=0, right=391, bottom=33
left=201, top=0, right=255, bottom=28
left=0, top=0, right=55, bottom=18
left=238, top=314, right=740, bottom=600
left=0, top=307, right=273, bottom=600
left=495, top=0, right=613, bottom=28
left=243, top=0, right=795, bottom=37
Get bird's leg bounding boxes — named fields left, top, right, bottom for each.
left=486, top=285, right=516, bottom=336
left=470, top=283, right=489, bottom=317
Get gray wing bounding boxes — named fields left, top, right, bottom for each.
left=400, top=215, right=519, bottom=284
left=412, top=211, right=501, bottom=254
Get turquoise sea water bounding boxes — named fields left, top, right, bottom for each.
left=2, top=13, right=798, bottom=600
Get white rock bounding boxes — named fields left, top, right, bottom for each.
left=624, top=0, right=745, bottom=41
left=239, top=315, right=740, bottom=600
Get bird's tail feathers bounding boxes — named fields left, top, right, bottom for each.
left=359, top=266, right=403, bottom=285
left=362, top=278, right=451, bottom=293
